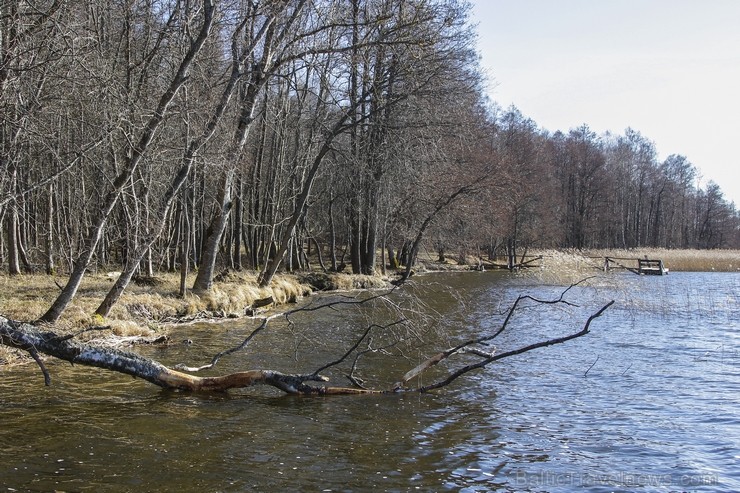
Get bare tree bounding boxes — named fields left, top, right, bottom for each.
left=192, top=0, right=309, bottom=293
left=38, top=0, right=216, bottom=323
left=94, top=1, right=280, bottom=315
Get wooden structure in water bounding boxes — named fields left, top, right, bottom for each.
left=481, top=254, right=543, bottom=271
left=637, top=258, right=668, bottom=275
left=602, top=256, right=668, bottom=275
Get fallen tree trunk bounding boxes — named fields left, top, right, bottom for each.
left=1, top=290, right=615, bottom=395
left=0, top=316, right=373, bottom=394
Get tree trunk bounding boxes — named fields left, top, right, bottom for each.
left=387, top=246, right=399, bottom=270
left=309, top=237, right=327, bottom=273
left=350, top=215, right=362, bottom=274
left=258, top=119, right=351, bottom=287
left=45, top=185, right=55, bottom=275
left=193, top=169, right=234, bottom=293
left=0, top=315, right=373, bottom=395
left=193, top=111, right=251, bottom=290
left=179, top=197, right=191, bottom=298
left=232, top=177, right=243, bottom=271
left=7, top=203, right=20, bottom=275
left=328, top=196, right=338, bottom=271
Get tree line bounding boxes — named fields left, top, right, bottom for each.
left=471, top=109, right=739, bottom=257
left=1, top=0, right=738, bottom=322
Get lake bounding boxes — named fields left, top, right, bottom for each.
left=1, top=271, right=738, bottom=492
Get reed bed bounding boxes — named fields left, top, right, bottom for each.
left=474, top=248, right=740, bottom=286
left=584, top=248, right=740, bottom=272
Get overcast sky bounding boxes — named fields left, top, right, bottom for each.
left=470, top=0, right=740, bottom=204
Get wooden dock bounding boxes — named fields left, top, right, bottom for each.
left=602, top=256, right=668, bottom=275
left=637, top=258, right=668, bottom=275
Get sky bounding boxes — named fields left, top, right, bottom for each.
left=470, top=0, right=740, bottom=205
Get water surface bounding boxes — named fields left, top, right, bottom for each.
left=1, top=272, right=738, bottom=492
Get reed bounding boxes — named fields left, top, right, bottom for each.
left=495, top=248, right=740, bottom=286
left=585, top=248, right=740, bottom=272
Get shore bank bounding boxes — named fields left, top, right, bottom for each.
left=0, top=270, right=390, bottom=329
left=3, top=248, right=737, bottom=328
left=0, top=270, right=389, bottom=365
left=418, top=248, right=740, bottom=272
left=1, top=248, right=738, bottom=365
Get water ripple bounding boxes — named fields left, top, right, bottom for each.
left=1, top=272, right=738, bottom=492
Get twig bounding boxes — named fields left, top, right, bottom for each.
left=386, top=281, right=606, bottom=389
left=312, top=319, right=406, bottom=376
left=53, top=325, right=112, bottom=342
left=176, top=288, right=401, bottom=373
left=174, top=315, right=272, bottom=372
left=584, top=355, right=600, bottom=377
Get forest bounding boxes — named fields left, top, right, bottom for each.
left=2, top=0, right=739, bottom=324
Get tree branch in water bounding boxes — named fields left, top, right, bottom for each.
left=0, top=282, right=614, bottom=395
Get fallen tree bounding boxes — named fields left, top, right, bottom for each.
left=0, top=283, right=614, bottom=395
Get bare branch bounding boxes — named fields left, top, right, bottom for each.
left=311, top=319, right=406, bottom=376
left=28, top=347, right=51, bottom=386
left=175, top=288, right=398, bottom=373
left=414, top=300, right=615, bottom=393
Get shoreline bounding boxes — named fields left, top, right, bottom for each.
left=1, top=248, right=738, bottom=332
left=1, top=248, right=738, bottom=366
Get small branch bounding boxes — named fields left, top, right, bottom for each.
left=177, top=288, right=399, bottom=373
left=174, top=315, right=273, bottom=372
left=53, top=325, right=113, bottom=342
left=460, top=347, right=496, bottom=359
left=28, top=348, right=51, bottom=386
left=312, top=319, right=406, bottom=376
left=283, top=288, right=398, bottom=319
left=584, top=355, right=600, bottom=377
left=395, top=280, right=597, bottom=387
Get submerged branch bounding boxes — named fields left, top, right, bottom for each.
left=0, top=316, right=376, bottom=394
left=312, top=319, right=407, bottom=377
left=176, top=288, right=399, bottom=373
left=392, top=279, right=602, bottom=388
left=413, top=300, right=615, bottom=392
left=0, top=283, right=614, bottom=396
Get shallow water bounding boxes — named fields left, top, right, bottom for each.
left=1, top=272, right=738, bottom=492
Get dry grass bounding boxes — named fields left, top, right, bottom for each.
left=0, top=269, right=390, bottom=333
left=510, top=248, right=740, bottom=287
